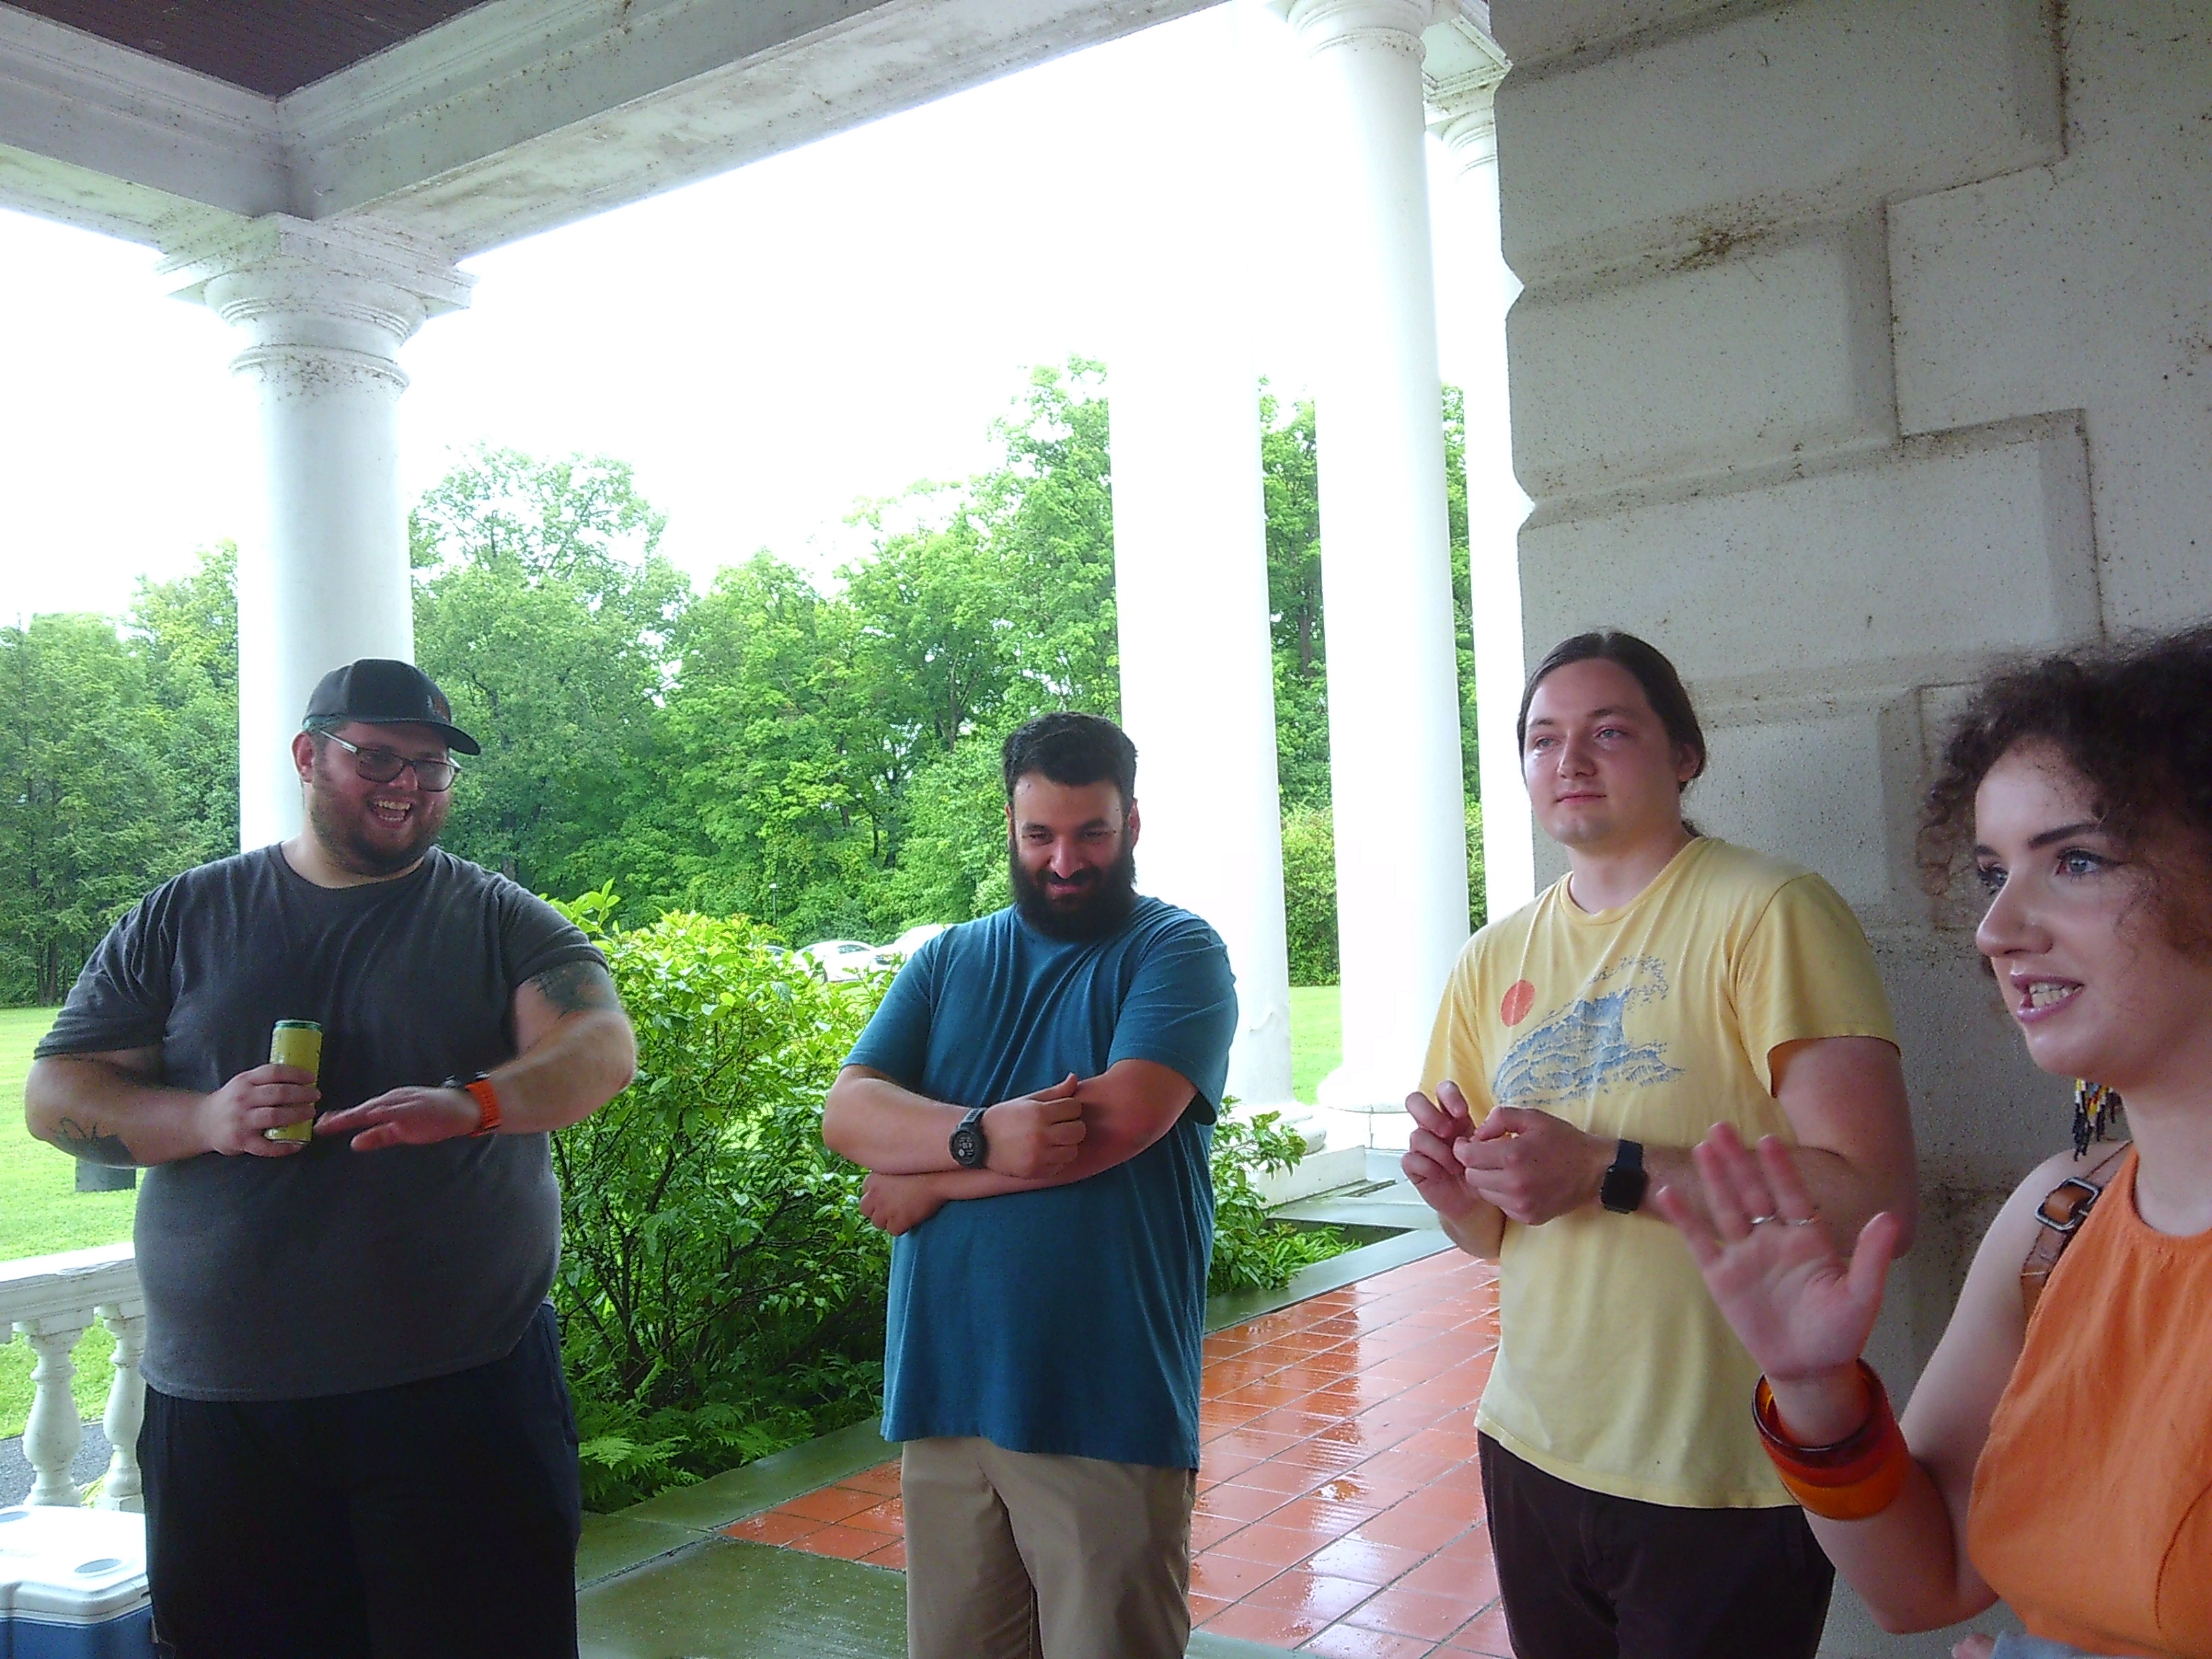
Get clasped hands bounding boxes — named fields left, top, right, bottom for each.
left=1401, top=1080, right=1614, bottom=1226
left=858, top=1073, right=1090, bottom=1236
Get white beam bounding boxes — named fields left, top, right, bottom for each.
left=1109, top=19, right=1298, bottom=1116
left=1275, top=0, right=1473, bottom=1120
left=0, top=0, right=1219, bottom=258
left=1428, top=52, right=1537, bottom=920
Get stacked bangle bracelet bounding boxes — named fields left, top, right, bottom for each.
left=1753, top=1359, right=1910, bottom=1521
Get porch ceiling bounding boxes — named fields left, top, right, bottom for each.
left=5, top=1, right=493, bottom=97
left=0, top=0, right=1212, bottom=258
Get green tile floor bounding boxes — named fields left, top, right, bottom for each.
left=577, top=1169, right=1448, bottom=1658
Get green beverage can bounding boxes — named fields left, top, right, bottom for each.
left=264, top=1020, right=322, bottom=1143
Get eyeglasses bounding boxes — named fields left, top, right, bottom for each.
left=318, top=731, right=460, bottom=792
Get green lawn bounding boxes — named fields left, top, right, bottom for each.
left=2, top=1006, right=125, bottom=1440
left=1288, top=984, right=1340, bottom=1105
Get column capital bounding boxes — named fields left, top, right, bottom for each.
left=157, top=213, right=474, bottom=388
left=1423, top=7, right=1509, bottom=167
left=1269, top=0, right=1439, bottom=57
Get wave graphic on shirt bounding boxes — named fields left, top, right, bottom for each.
left=1492, top=955, right=1683, bottom=1109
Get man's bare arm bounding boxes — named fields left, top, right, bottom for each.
left=823, top=1065, right=1086, bottom=1178
left=857, top=1059, right=1197, bottom=1232
left=1457, top=1036, right=1918, bottom=1251
left=28, top=1046, right=319, bottom=1164
left=315, top=960, right=636, bottom=1149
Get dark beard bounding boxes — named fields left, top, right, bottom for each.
left=306, top=786, right=441, bottom=878
left=1008, top=839, right=1139, bottom=941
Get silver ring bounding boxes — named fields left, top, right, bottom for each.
left=1786, top=1216, right=1820, bottom=1227
left=1746, top=1213, right=1779, bottom=1227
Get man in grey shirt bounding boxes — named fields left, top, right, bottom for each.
left=26, top=659, right=636, bottom=1659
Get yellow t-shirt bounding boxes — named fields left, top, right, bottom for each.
left=1422, top=837, right=1898, bottom=1508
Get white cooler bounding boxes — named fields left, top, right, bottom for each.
left=0, top=1507, right=153, bottom=1658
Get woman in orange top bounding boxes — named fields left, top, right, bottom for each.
left=1653, top=626, right=2212, bottom=1659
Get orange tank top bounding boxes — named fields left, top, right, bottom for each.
left=1969, top=1149, right=2212, bottom=1659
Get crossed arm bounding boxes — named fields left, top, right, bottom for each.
left=1403, top=1035, right=1919, bottom=1261
left=822, top=1058, right=1200, bottom=1234
left=25, top=959, right=636, bottom=1164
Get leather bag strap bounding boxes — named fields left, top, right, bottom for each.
left=2020, top=1144, right=2131, bottom=1323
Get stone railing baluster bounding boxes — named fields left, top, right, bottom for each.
left=96, top=1302, right=147, bottom=1511
left=16, top=1314, right=91, bottom=1507
left=0, top=1244, right=144, bottom=1510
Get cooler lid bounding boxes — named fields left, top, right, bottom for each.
left=0, top=1506, right=150, bottom=1621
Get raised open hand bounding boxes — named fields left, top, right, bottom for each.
left=1652, top=1122, right=1902, bottom=1387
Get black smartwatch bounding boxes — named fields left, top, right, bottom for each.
left=1599, top=1139, right=1647, bottom=1214
left=949, top=1106, right=989, bottom=1170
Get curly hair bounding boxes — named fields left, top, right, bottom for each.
left=1920, top=624, right=2212, bottom=928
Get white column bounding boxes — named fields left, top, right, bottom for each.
left=1431, top=54, right=1538, bottom=918
left=1276, top=0, right=1471, bottom=1121
left=159, top=217, right=474, bottom=851
left=1111, top=13, right=1298, bottom=1121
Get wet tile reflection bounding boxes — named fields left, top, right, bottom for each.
left=725, top=1248, right=1513, bottom=1656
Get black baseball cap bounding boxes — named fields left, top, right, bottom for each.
left=302, top=659, right=480, bottom=755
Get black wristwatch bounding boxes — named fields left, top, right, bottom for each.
left=1599, top=1139, right=1647, bottom=1214
left=949, top=1106, right=989, bottom=1170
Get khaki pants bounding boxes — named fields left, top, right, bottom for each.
left=901, top=1437, right=1195, bottom=1659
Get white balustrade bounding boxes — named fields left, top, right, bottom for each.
left=0, top=1244, right=144, bottom=1511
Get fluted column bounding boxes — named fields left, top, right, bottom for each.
left=1275, top=0, right=1471, bottom=1120
left=1429, top=35, right=1537, bottom=918
left=161, top=216, right=474, bottom=851
left=1112, top=15, right=1298, bottom=1119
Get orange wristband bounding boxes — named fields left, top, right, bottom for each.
left=1755, top=1362, right=1911, bottom=1522
left=464, top=1077, right=502, bottom=1136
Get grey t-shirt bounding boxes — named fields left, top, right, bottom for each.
left=35, top=844, right=602, bottom=1401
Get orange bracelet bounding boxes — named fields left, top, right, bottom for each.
left=1754, top=1362, right=1911, bottom=1521
left=464, top=1077, right=502, bottom=1136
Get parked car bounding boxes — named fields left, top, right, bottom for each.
left=798, top=939, right=884, bottom=982
left=879, top=923, right=947, bottom=964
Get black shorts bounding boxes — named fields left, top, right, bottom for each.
left=142, top=1302, right=583, bottom=1659
left=1479, top=1432, right=1833, bottom=1659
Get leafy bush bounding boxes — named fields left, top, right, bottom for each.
left=1280, top=805, right=1339, bottom=986
left=1208, top=1109, right=1353, bottom=1296
left=550, top=888, right=1355, bottom=1509
left=1280, top=800, right=1490, bottom=987
left=550, top=888, right=891, bottom=1511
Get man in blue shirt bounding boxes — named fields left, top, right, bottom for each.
left=823, top=712, right=1237, bottom=1659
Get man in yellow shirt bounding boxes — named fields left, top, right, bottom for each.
left=1406, top=630, right=1919, bottom=1659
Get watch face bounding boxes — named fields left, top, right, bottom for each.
left=950, top=1126, right=984, bottom=1169
left=1601, top=1164, right=1650, bottom=1214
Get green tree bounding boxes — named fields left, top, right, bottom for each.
left=0, top=617, right=173, bottom=1002
left=647, top=553, right=896, bottom=941
left=1262, top=390, right=1330, bottom=811
left=410, top=451, right=689, bottom=898
left=127, top=541, right=240, bottom=867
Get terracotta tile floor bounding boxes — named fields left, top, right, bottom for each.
left=723, top=1249, right=1514, bottom=1657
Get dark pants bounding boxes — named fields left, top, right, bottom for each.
left=142, top=1303, right=583, bottom=1659
left=1479, top=1433, right=1833, bottom=1659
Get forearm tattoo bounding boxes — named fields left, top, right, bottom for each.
left=531, top=960, right=621, bottom=1015
left=47, top=1117, right=139, bottom=1167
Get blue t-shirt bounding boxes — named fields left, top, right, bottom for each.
left=845, top=897, right=1236, bottom=1469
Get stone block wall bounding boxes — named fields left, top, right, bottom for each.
left=1482, top=2, right=2211, bottom=1648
